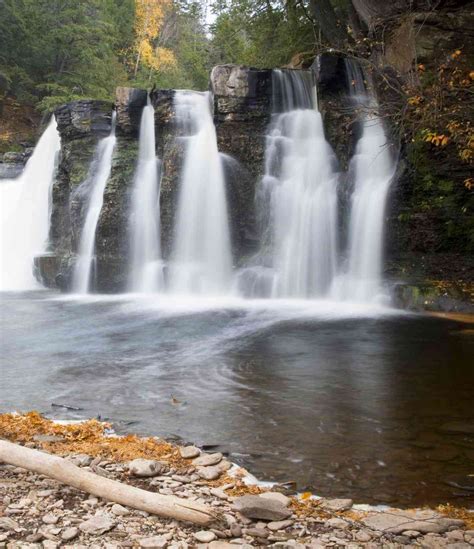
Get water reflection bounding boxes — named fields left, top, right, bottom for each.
left=0, top=291, right=473, bottom=506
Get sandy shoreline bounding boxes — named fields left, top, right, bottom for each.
left=0, top=413, right=473, bottom=548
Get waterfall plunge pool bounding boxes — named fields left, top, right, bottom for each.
left=1, top=290, right=473, bottom=507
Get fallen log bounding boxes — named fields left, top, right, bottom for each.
left=0, top=440, right=216, bottom=525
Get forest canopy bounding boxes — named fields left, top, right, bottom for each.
left=0, top=0, right=349, bottom=111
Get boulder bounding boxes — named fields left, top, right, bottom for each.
left=78, top=515, right=115, bottom=535
left=179, top=445, right=200, bottom=459
left=193, top=453, right=223, bottom=467
left=233, top=495, right=292, bottom=521
left=361, top=509, right=464, bottom=535
left=128, top=458, right=164, bottom=477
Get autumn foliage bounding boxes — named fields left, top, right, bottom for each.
left=405, top=50, right=473, bottom=189
left=132, top=0, right=176, bottom=76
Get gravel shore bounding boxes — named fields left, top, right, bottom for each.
left=0, top=413, right=473, bottom=548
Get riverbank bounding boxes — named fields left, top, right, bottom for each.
left=0, top=413, right=473, bottom=548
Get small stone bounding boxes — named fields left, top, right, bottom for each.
left=129, top=459, right=163, bottom=477
left=69, top=454, right=93, bottom=467
left=33, top=434, right=65, bottom=443
left=179, top=446, right=201, bottom=459
left=325, top=517, right=349, bottom=529
left=111, top=504, right=129, bottom=516
left=196, top=465, right=221, bottom=480
left=139, top=536, right=170, bottom=548
left=42, top=541, right=58, bottom=549
left=244, top=527, right=268, bottom=538
left=233, top=495, right=292, bottom=521
left=79, top=515, right=115, bottom=535
left=320, top=498, right=353, bottom=512
left=211, top=487, right=229, bottom=500
left=267, top=520, right=293, bottom=531
left=403, top=530, right=422, bottom=537
left=193, top=531, right=217, bottom=543
left=208, top=543, right=235, bottom=549
left=354, top=530, right=372, bottom=542
left=230, top=524, right=242, bottom=537
left=61, top=527, right=79, bottom=541
left=193, top=453, right=223, bottom=467
left=0, top=517, right=19, bottom=530
left=42, top=513, right=59, bottom=524
left=259, top=492, right=290, bottom=507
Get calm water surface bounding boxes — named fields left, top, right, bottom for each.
left=1, top=290, right=473, bottom=507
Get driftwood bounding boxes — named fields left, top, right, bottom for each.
left=0, top=440, right=216, bottom=525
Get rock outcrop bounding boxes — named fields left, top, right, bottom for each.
left=211, top=64, right=272, bottom=259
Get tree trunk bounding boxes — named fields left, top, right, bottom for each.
left=308, top=0, right=348, bottom=47
left=0, top=440, right=216, bottom=525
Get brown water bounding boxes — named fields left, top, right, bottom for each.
left=1, top=291, right=473, bottom=507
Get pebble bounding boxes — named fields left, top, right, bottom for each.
left=193, top=453, right=223, bottom=467
left=193, top=530, right=217, bottom=542
left=79, top=515, right=115, bottom=535
left=320, top=498, right=353, bottom=512
left=196, top=465, right=222, bottom=480
left=139, top=535, right=170, bottom=548
left=267, top=519, right=294, bottom=531
left=61, top=527, right=79, bottom=541
left=129, top=459, right=163, bottom=477
left=179, top=446, right=201, bottom=459
left=42, top=513, right=59, bottom=524
left=259, top=491, right=290, bottom=506
left=111, top=503, right=129, bottom=516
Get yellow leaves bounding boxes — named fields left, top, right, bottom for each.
left=300, top=491, right=312, bottom=500
left=133, top=0, right=176, bottom=75
left=418, top=64, right=425, bottom=72
left=408, top=95, right=422, bottom=106
left=423, top=131, right=449, bottom=147
left=135, top=0, right=169, bottom=42
left=450, top=49, right=462, bottom=59
left=470, top=71, right=474, bottom=80
left=465, top=178, right=474, bottom=190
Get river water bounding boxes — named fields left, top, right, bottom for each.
left=1, top=290, right=473, bottom=507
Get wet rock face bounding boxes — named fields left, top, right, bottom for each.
left=55, top=100, right=112, bottom=141
left=211, top=64, right=272, bottom=260
left=313, top=52, right=359, bottom=171
left=115, top=87, right=148, bottom=137
left=44, top=97, right=137, bottom=292
left=0, top=150, right=33, bottom=179
left=150, top=89, right=179, bottom=258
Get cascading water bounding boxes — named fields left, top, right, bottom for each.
left=0, top=117, right=60, bottom=291
left=71, top=112, right=116, bottom=294
left=169, top=91, right=232, bottom=295
left=128, top=97, right=163, bottom=293
left=332, top=61, right=396, bottom=302
left=237, top=69, right=339, bottom=298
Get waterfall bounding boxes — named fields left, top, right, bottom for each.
left=169, top=91, right=232, bottom=295
left=332, top=61, right=396, bottom=302
left=237, top=69, right=339, bottom=298
left=128, top=97, right=163, bottom=293
left=0, top=117, right=60, bottom=291
left=71, top=112, right=116, bottom=294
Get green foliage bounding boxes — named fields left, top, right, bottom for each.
left=0, top=0, right=132, bottom=111
left=209, top=0, right=315, bottom=68
left=406, top=140, right=474, bottom=251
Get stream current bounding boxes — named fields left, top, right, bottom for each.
left=1, top=290, right=473, bottom=507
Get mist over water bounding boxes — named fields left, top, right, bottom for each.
left=0, top=118, right=60, bottom=291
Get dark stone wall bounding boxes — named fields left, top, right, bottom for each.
left=211, top=65, right=272, bottom=261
